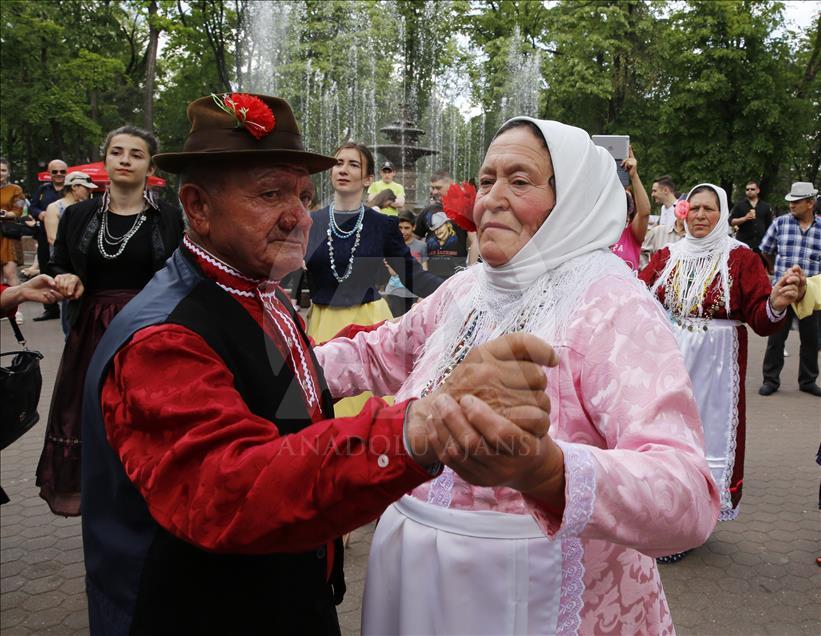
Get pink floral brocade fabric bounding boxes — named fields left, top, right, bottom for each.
left=317, top=269, right=719, bottom=635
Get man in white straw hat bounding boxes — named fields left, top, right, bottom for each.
left=759, top=181, right=821, bottom=396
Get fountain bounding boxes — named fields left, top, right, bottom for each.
left=371, top=110, right=439, bottom=210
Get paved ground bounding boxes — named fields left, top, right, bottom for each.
left=1, top=296, right=819, bottom=635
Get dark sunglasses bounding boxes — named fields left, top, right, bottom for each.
left=745, top=187, right=756, bottom=191
left=51, top=170, right=66, bottom=175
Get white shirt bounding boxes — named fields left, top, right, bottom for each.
left=659, top=203, right=676, bottom=227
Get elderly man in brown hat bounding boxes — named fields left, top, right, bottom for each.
left=80, top=93, right=554, bottom=635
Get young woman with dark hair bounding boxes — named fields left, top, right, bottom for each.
left=36, top=126, right=184, bottom=516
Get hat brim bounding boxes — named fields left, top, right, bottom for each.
left=784, top=193, right=816, bottom=202
left=153, top=148, right=337, bottom=175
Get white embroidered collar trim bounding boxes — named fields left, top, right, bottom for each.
left=216, top=282, right=255, bottom=298
left=184, top=235, right=261, bottom=283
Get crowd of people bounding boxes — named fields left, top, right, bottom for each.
left=0, top=90, right=818, bottom=635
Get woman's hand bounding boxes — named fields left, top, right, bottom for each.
left=425, top=394, right=566, bottom=508
left=54, top=273, right=85, bottom=301
left=1, top=274, right=64, bottom=313
left=621, top=145, right=638, bottom=177
left=770, top=265, right=805, bottom=312
left=404, top=333, right=558, bottom=467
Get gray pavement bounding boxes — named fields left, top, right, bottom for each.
left=1, top=297, right=819, bottom=635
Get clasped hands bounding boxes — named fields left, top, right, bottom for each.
left=770, top=265, right=806, bottom=312
left=405, top=333, right=565, bottom=505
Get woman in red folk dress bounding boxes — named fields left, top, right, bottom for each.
left=639, top=183, right=804, bottom=563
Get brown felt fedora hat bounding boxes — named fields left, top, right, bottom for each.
left=153, top=93, right=336, bottom=174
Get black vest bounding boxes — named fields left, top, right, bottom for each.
left=82, top=248, right=343, bottom=635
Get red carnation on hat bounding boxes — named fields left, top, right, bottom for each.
left=212, top=93, right=276, bottom=140
left=442, top=181, right=477, bottom=232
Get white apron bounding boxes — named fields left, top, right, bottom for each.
left=672, top=318, right=741, bottom=520
left=362, top=495, right=565, bottom=635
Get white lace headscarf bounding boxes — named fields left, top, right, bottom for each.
left=412, top=117, right=631, bottom=396
left=649, top=183, right=746, bottom=319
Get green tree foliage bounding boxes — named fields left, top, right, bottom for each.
left=0, top=0, right=817, bottom=203
left=657, top=0, right=807, bottom=200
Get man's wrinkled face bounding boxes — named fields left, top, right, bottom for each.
left=200, top=165, right=314, bottom=280
left=788, top=197, right=813, bottom=219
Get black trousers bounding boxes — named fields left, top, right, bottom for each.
left=33, top=222, right=59, bottom=314
left=762, top=307, right=819, bottom=388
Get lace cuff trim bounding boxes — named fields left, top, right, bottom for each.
left=557, top=538, right=585, bottom=636
left=555, top=441, right=597, bottom=539
left=766, top=299, right=786, bottom=323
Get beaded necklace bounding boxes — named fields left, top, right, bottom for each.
left=97, top=209, right=147, bottom=260
left=326, top=202, right=365, bottom=283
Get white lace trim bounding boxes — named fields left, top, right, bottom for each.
left=766, top=299, right=786, bottom=323
left=557, top=538, right=585, bottom=635
left=414, top=251, right=630, bottom=397
left=216, top=282, right=254, bottom=298
left=258, top=290, right=318, bottom=408
left=555, top=441, right=596, bottom=539
left=717, top=327, right=741, bottom=520
left=184, top=235, right=261, bottom=282
left=719, top=504, right=740, bottom=521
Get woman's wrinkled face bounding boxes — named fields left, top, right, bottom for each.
left=686, top=190, right=721, bottom=239
left=474, top=127, right=556, bottom=267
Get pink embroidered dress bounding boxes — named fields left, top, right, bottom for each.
left=318, top=118, right=718, bottom=635
left=317, top=262, right=718, bottom=635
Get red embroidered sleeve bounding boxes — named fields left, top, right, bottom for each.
left=100, top=323, right=431, bottom=554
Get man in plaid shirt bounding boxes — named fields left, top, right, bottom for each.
left=758, top=182, right=821, bottom=397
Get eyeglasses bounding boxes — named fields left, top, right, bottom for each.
left=745, top=187, right=756, bottom=191
left=51, top=170, right=66, bottom=175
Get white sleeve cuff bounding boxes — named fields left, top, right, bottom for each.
left=766, top=299, right=787, bottom=323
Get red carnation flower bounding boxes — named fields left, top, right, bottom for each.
left=442, top=181, right=477, bottom=232
left=212, top=93, right=276, bottom=140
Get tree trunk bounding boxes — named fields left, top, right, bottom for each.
left=143, top=0, right=160, bottom=131
left=90, top=89, right=100, bottom=161
left=25, top=130, right=36, bottom=194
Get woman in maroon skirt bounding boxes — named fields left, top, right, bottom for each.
left=36, top=126, right=183, bottom=515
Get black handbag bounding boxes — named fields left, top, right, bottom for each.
left=0, top=218, right=26, bottom=239
left=0, top=318, right=43, bottom=450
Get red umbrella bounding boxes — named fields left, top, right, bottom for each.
left=37, top=162, right=167, bottom=190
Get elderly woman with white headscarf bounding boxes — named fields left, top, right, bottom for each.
left=317, top=118, right=720, bottom=634
left=639, top=184, right=803, bottom=559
